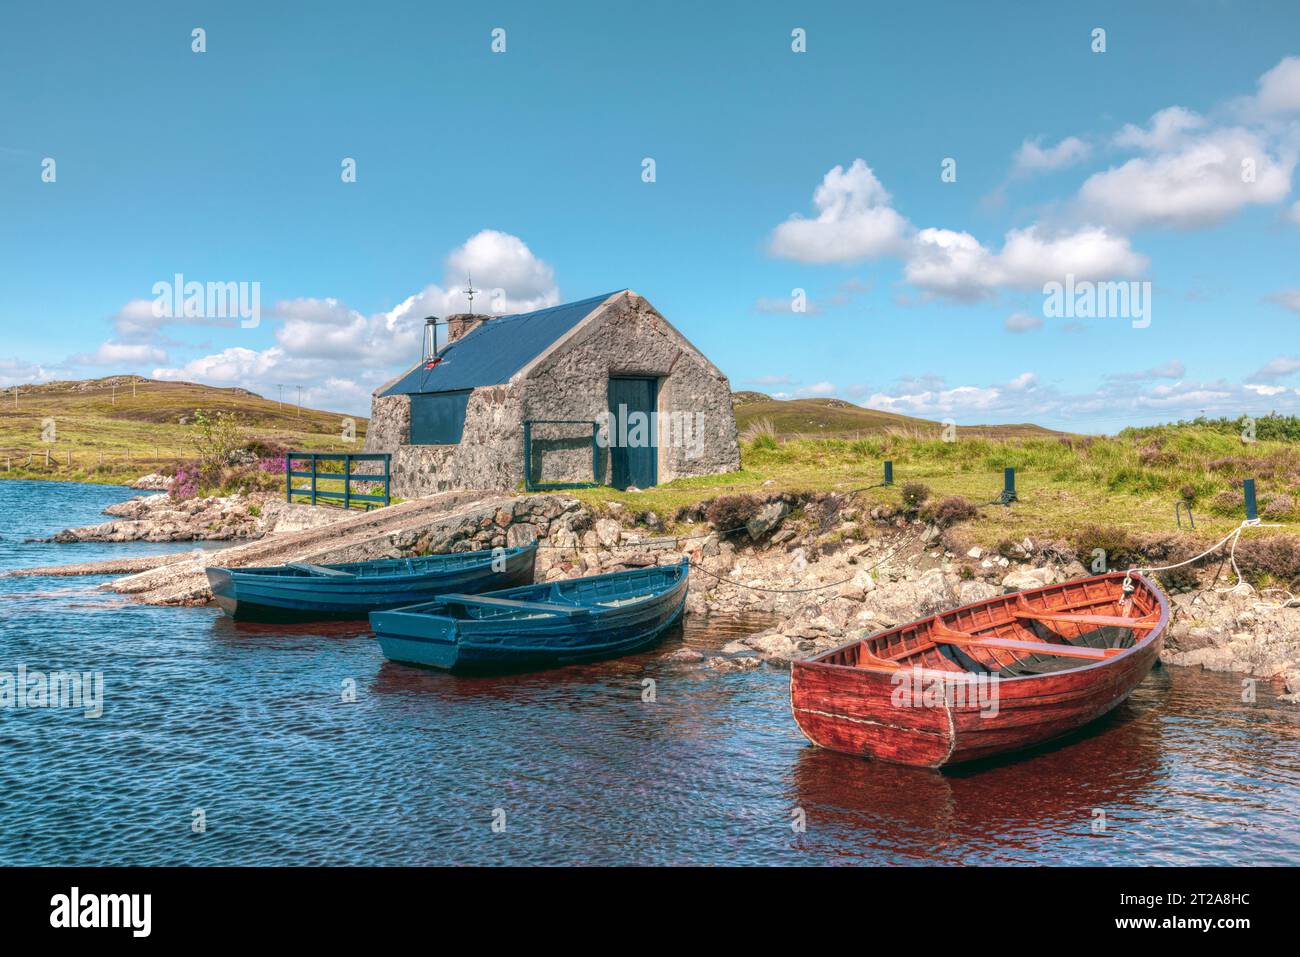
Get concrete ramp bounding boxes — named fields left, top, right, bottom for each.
left=109, top=490, right=510, bottom=606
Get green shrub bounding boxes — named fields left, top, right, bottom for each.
left=900, top=481, right=930, bottom=510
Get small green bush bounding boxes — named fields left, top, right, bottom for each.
left=900, top=481, right=930, bottom=510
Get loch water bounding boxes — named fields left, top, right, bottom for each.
left=1, top=480, right=1297, bottom=865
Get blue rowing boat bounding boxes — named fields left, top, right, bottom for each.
left=205, top=542, right=537, bottom=621
left=369, top=559, right=689, bottom=671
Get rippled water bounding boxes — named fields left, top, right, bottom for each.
left=1, top=480, right=1297, bottom=865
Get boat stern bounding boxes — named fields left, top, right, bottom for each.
left=369, top=607, right=461, bottom=670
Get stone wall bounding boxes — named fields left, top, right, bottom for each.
left=365, top=292, right=740, bottom=495
left=380, top=385, right=524, bottom=497
left=363, top=394, right=409, bottom=455
left=521, top=293, right=740, bottom=485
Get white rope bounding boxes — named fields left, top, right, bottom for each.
left=1122, top=519, right=1299, bottom=611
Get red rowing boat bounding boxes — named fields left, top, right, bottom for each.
left=790, top=572, right=1168, bottom=768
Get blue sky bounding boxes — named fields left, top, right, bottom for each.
left=2, top=1, right=1298, bottom=432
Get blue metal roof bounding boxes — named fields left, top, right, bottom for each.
left=380, top=292, right=619, bottom=396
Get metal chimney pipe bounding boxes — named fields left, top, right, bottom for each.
left=422, top=316, right=440, bottom=361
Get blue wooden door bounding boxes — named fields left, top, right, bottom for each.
left=608, top=377, right=658, bottom=489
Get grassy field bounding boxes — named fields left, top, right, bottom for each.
left=571, top=422, right=1300, bottom=553
left=0, top=376, right=367, bottom=486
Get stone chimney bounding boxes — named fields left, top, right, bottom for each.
left=445, top=313, right=493, bottom=345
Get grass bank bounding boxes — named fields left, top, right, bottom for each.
left=569, top=421, right=1300, bottom=553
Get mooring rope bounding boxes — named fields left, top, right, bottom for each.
left=1122, top=519, right=1299, bottom=610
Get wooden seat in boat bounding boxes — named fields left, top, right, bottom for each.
left=1011, top=608, right=1158, bottom=630
left=287, top=563, right=354, bottom=578
left=1011, top=594, right=1157, bottom=631
left=439, top=593, right=590, bottom=616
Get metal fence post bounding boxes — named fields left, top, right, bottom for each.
left=999, top=467, right=1018, bottom=504
left=883, top=460, right=893, bottom=486
left=310, top=454, right=318, bottom=506
left=1244, top=478, right=1258, bottom=522
left=344, top=454, right=351, bottom=510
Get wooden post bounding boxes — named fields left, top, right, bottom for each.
left=343, top=454, right=352, bottom=510
left=1244, top=478, right=1258, bottom=522
left=883, top=460, right=893, bottom=486
left=285, top=453, right=292, bottom=503
left=310, top=454, right=318, bottom=506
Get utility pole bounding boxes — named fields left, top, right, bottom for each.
left=276, top=384, right=285, bottom=410
left=11, top=385, right=16, bottom=409
left=296, top=386, right=303, bottom=418
left=112, top=381, right=116, bottom=405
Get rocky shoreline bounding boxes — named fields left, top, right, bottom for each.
left=27, top=487, right=1300, bottom=701
left=35, top=492, right=347, bottom=543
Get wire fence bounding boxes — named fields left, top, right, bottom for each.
left=1, top=445, right=190, bottom=474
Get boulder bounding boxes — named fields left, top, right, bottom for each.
left=1001, top=566, right=1058, bottom=593
left=746, top=501, right=789, bottom=540
left=594, top=518, right=622, bottom=548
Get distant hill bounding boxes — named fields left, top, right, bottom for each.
left=731, top=393, right=1068, bottom=440
left=0, top=376, right=366, bottom=480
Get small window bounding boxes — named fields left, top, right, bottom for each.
left=409, top=391, right=470, bottom=445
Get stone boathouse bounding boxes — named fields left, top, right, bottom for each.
left=364, top=289, right=740, bottom=497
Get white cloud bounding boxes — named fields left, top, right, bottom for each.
left=111, top=296, right=239, bottom=340
left=903, top=229, right=998, bottom=302
left=1286, top=200, right=1300, bottom=226
left=768, top=160, right=911, bottom=262
left=1079, top=127, right=1295, bottom=230
left=1248, top=55, right=1300, bottom=116
left=1004, top=312, right=1044, bottom=333
left=150, top=230, right=561, bottom=415
left=1113, top=107, right=1207, bottom=151
left=1245, top=383, right=1290, bottom=397
left=905, top=224, right=1147, bottom=301
left=444, top=230, right=559, bottom=313
left=746, top=374, right=795, bottom=386
left=1248, top=355, right=1300, bottom=382
left=0, top=357, right=61, bottom=388
left=796, top=381, right=837, bottom=397
left=1012, top=136, right=1091, bottom=175
left=77, top=341, right=168, bottom=366
left=1265, top=288, right=1300, bottom=313
left=860, top=368, right=1300, bottom=430
left=866, top=381, right=1004, bottom=416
